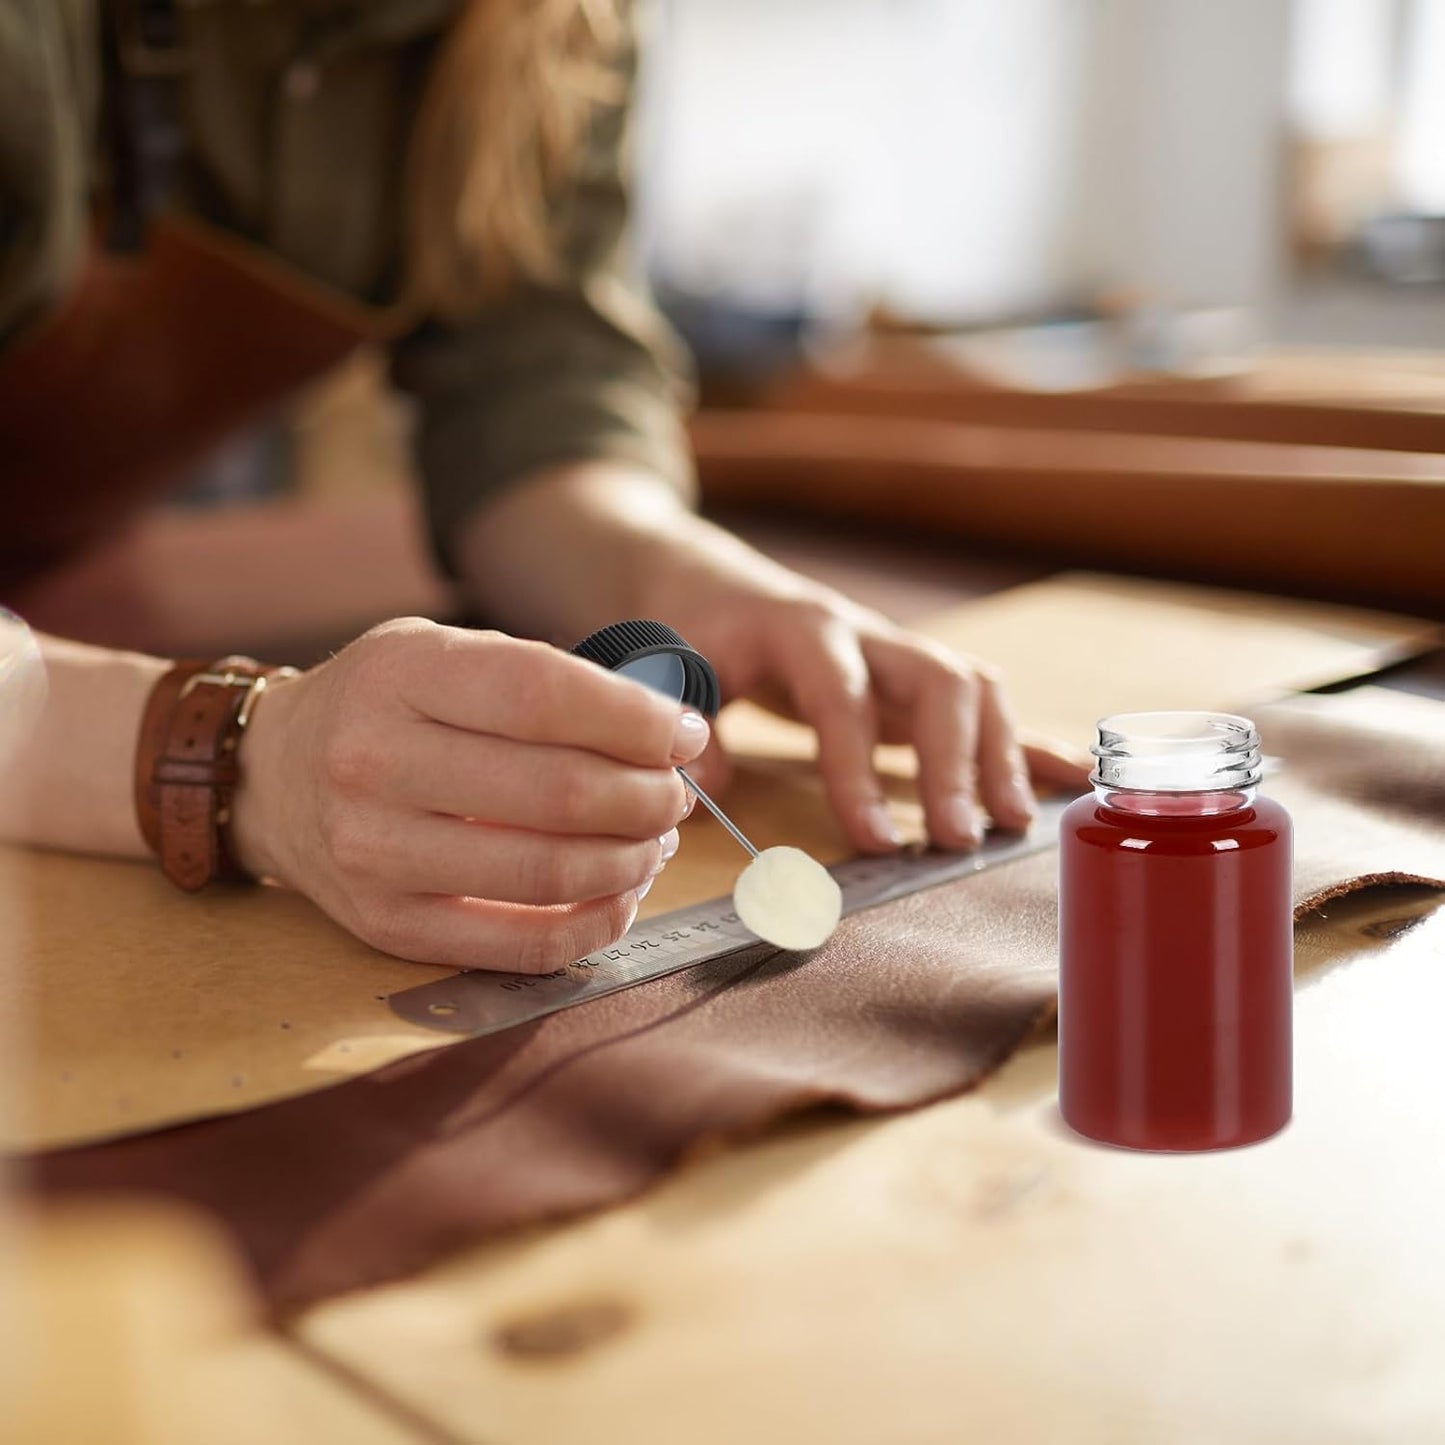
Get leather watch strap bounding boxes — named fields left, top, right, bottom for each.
left=134, top=656, right=294, bottom=890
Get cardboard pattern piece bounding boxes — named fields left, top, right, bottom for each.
left=3, top=572, right=1440, bottom=1151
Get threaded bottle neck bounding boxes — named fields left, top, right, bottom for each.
left=1089, top=711, right=1262, bottom=799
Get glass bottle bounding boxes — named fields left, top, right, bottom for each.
left=1058, top=711, right=1293, bottom=1151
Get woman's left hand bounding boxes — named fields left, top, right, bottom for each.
left=645, top=544, right=1091, bottom=855
left=456, top=465, right=1090, bottom=854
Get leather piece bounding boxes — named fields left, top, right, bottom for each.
left=764, top=353, right=1445, bottom=454
left=33, top=690, right=1445, bottom=1314
left=1256, top=686, right=1445, bottom=906
left=690, top=409, right=1445, bottom=612
left=34, top=859, right=1063, bottom=1315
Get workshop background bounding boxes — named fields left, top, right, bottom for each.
left=23, top=0, right=1438, bottom=660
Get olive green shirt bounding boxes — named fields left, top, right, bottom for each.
left=0, top=0, right=694, bottom=575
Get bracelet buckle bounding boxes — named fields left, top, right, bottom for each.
left=178, top=666, right=300, bottom=735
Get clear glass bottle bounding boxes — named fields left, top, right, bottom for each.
left=1058, top=711, right=1293, bottom=1151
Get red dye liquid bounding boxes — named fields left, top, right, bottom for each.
left=1058, top=789, right=1293, bottom=1151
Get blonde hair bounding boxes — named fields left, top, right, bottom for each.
left=405, top=0, right=628, bottom=316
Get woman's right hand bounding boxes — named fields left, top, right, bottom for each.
left=229, top=618, right=706, bottom=971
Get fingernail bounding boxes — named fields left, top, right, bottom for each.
left=862, top=801, right=903, bottom=849
left=945, top=793, right=983, bottom=848
left=671, top=710, right=709, bottom=763
left=636, top=876, right=655, bottom=901
left=658, top=828, right=680, bottom=865
left=681, top=788, right=698, bottom=819
left=1011, top=770, right=1037, bottom=821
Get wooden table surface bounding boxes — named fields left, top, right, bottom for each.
left=17, top=519, right=1445, bottom=1445
left=275, top=519, right=1445, bottom=1445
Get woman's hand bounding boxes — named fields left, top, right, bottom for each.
left=643, top=542, right=1091, bottom=856
left=229, top=618, right=705, bottom=971
left=453, top=461, right=1090, bottom=857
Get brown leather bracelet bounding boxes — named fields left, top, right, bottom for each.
left=134, top=655, right=297, bottom=891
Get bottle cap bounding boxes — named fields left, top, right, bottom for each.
left=570, top=620, right=721, bottom=717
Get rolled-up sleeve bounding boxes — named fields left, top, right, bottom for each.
left=388, top=32, right=695, bottom=578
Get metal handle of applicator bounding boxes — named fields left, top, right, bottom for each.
left=678, top=768, right=758, bottom=859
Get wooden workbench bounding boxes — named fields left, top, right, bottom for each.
left=15, top=519, right=1445, bottom=1445
left=273, top=522, right=1445, bottom=1445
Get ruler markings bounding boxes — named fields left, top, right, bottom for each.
left=388, top=796, right=1069, bottom=1036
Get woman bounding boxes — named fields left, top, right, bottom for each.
left=0, top=0, right=1082, bottom=970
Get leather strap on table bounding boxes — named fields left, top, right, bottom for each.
left=134, top=656, right=292, bottom=890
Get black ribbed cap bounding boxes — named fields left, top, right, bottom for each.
left=569, top=619, right=720, bottom=717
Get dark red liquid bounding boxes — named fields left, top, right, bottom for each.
left=1058, top=789, right=1293, bottom=1151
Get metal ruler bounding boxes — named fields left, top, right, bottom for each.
left=388, top=795, right=1068, bottom=1037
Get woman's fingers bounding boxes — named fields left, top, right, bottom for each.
left=973, top=668, right=1037, bottom=830
left=870, top=638, right=983, bottom=849
left=862, top=632, right=1039, bottom=847
left=723, top=601, right=1045, bottom=853
left=326, top=806, right=673, bottom=907
left=230, top=617, right=711, bottom=972
left=344, top=720, right=690, bottom=840
left=780, top=616, right=899, bottom=853
left=913, top=670, right=983, bottom=847
left=387, top=622, right=709, bottom=767
left=241, top=607, right=1076, bottom=974
left=679, top=731, right=732, bottom=802
left=1022, top=733, right=1094, bottom=792
left=360, top=890, right=644, bottom=974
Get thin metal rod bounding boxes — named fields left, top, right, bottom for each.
left=677, top=767, right=759, bottom=858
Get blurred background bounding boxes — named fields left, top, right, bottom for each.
left=642, top=0, right=1445, bottom=367
left=192, top=0, right=1445, bottom=509
left=18, top=0, right=1445, bottom=656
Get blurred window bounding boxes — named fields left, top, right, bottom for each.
left=1287, top=0, right=1445, bottom=284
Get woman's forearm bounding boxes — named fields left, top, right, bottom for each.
left=453, top=461, right=807, bottom=641
left=11, top=489, right=454, bottom=658
left=0, top=627, right=167, bottom=858
left=453, top=462, right=687, bottom=638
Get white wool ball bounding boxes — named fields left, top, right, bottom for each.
left=733, top=846, right=843, bottom=951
